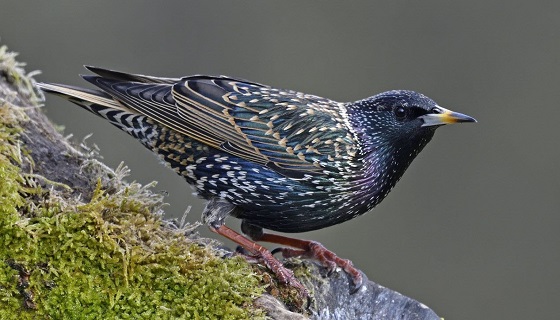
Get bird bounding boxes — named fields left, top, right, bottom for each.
left=38, top=66, right=476, bottom=297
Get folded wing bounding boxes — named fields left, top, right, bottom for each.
left=84, top=67, right=358, bottom=179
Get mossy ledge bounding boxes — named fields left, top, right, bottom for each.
left=0, top=43, right=442, bottom=320
left=0, top=45, right=265, bottom=320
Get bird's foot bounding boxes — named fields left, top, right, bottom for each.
left=252, top=249, right=308, bottom=297
left=272, top=241, right=363, bottom=293
left=235, top=245, right=309, bottom=298
left=242, top=225, right=365, bottom=293
left=210, top=225, right=309, bottom=298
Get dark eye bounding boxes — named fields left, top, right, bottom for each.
left=394, top=106, right=407, bottom=120
left=431, top=107, right=442, bottom=114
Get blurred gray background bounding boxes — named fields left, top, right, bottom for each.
left=1, top=1, right=559, bottom=319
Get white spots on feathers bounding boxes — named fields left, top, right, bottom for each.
left=219, top=82, right=360, bottom=170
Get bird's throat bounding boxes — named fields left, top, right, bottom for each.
left=353, top=136, right=432, bottom=212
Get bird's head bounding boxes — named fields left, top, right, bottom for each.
left=346, top=90, right=476, bottom=159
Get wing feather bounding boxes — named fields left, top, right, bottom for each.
left=172, top=77, right=358, bottom=177
left=81, top=68, right=358, bottom=178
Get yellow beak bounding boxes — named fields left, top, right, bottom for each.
left=420, top=107, right=477, bottom=127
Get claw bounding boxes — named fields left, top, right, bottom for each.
left=261, top=252, right=309, bottom=298
left=259, top=234, right=366, bottom=294
left=324, top=260, right=337, bottom=276
left=349, top=270, right=366, bottom=294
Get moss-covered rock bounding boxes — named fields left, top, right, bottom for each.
left=0, top=44, right=265, bottom=320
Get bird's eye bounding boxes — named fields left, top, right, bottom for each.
left=431, top=107, right=442, bottom=114
left=394, top=106, right=407, bottom=120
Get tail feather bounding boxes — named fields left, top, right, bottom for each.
left=37, top=82, right=133, bottom=113
left=37, top=82, right=159, bottom=145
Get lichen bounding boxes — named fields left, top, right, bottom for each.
left=0, top=44, right=265, bottom=320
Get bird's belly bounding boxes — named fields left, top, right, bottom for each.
left=192, top=158, right=367, bottom=233
left=152, top=134, right=369, bottom=232
left=235, top=204, right=364, bottom=233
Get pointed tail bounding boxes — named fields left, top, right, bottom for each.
left=38, top=82, right=158, bottom=145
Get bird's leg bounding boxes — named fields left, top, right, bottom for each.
left=202, top=200, right=308, bottom=297
left=241, top=221, right=364, bottom=293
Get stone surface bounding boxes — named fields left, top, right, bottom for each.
left=303, top=262, right=440, bottom=319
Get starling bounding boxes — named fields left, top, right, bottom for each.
left=38, top=67, right=476, bottom=296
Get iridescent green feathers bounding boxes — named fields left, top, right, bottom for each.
left=79, top=67, right=358, bottom=179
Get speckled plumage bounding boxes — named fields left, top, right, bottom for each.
left=39, top=66, right=475, bottom=294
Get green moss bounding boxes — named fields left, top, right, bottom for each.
left=0, top=45, right=265, bottom=319
left=0, top=108, right=25, bottom=221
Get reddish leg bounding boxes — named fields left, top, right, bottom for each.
left=260, top=232, right=364, bottom=292
left=209, top=225, right=309, bottom=297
